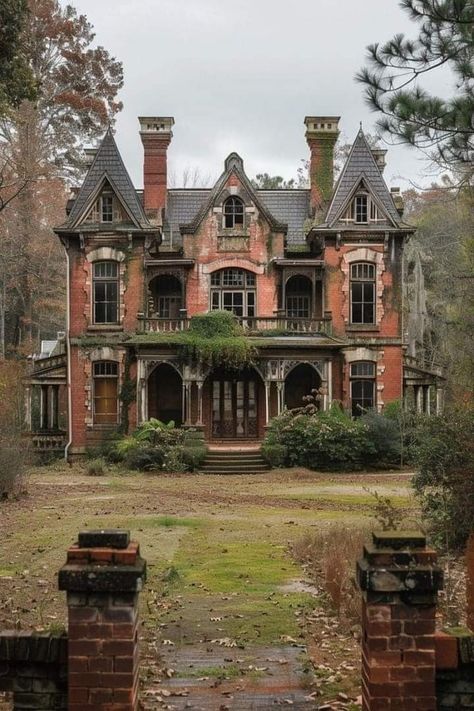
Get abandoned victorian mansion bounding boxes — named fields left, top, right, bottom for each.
left=27, top=115, right=445, bottom=457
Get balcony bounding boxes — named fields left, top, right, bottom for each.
left=137, top=315, right=333, bottom=336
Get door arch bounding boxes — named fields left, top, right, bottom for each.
left=148, top=363, right=183, bottom=425
left=284, top=363, right=321, bottom=410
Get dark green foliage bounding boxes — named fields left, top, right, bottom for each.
left=412, top=405, right=474, bottom=550
left=0, top=0, right=36, bottom=114
left=130, top=311, right=256, bottom=369
left=357, top=0, right=474, bottom=174
left=110, top=420, right=207, bottom=473
left=261, top=443, right=288, bottom=468
left=360, top=410, right=402, bottom=466
left=264, top=405, right=375, bottom=471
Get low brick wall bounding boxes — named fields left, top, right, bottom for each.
left=0, top=631, right=67, bottom=710
left=435, top=630, right=474, bottom=710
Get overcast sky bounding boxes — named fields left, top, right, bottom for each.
left=64, top=0, right=453, bottom=190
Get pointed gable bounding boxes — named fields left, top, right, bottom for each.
left=179, top=153, right=287, bottom=234
left=66, top=129, right=150, bottom=229
left=325, top=129, right=401, bottom=227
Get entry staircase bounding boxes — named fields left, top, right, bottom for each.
left=201, top=446, right=269, bottom=475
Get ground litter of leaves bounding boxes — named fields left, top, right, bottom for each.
left=0, top=464, right=417, bottom=710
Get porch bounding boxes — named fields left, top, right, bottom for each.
left=136, top=356, right=334, bottom=442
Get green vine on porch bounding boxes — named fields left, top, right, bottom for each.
left=129, top=311, right=257, bottom=369
left=119, top=351, right=136, bottom=434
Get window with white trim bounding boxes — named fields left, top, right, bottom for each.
left=342, top=193, right=383, bottom=223
left=350, top=361, right=375, bottom=416
left=86, top=193, right=121, bottom=223
left=93, top=361, right=118, bottom=424
left=93, top=261, right=119, bottom=324
left=210, top=268, right=256, bottom=317
left=350, top=262, right=375, bottom=324
left=223, top=196, right=244, bottom=229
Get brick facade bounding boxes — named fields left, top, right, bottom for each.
left=48, top=115, right=417, bottom=454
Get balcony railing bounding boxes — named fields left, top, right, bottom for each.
left=403, top=354, right=445, bottom=377
left=30, top=431, right=67, bottom=452
left=138, top=315, right=332, bottom=336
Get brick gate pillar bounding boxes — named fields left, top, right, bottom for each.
left=357, top=531, right=443, bottom=711
left=58, top=530, right=146, bottom=711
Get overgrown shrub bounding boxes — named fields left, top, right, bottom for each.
left=360, top=410, right=401, bottom=466
left=110, top=420, right=206, bottom=473
left=261, top=442, right=287, bottom=468
left=264, top=404, right=374, bottom=471
left=0, top=438, right=28, bottom=498
left=412, top=405, right=474, bottom=550
left=0, top=363, right=28, bottom=497
left=87, top=458, right=107, bottom=476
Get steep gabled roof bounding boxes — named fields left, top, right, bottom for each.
left=179, top=153, right=288, bottom=234
left=324, top=129, right=402, bottom=227
left=64, top=129, right=151, bottom=230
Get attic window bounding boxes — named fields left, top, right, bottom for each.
left=101, top=195, right=113, bottom=222
left=341, top=193, right=383, bottom=224
left=223, top=196, right=244, bottom=229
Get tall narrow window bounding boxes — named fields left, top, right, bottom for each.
left=350, top=262, right=375, bottom=324
left=93, top=261, right=119, bottom=324
left=223, top=196, right=244, bottom=229
left=101, top=195, right=114, bottom=222
left=93, top=361, right=118, bottom=424
left=350, top=361, right=375, bottom=416
left=355, top=194, right=368, bottom=223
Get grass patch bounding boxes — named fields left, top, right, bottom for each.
left=122, top=515, right=202, bottom=529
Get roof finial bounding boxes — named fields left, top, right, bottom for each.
left=360, top=121, right=363, bottom=130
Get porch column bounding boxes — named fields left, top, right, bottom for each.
left=436, top=386, right=444, bottom=415
left=138, top=360, right=147, bottom=424
left=423, top=384, right=431, bottom=415
left=183, top=380, right=192, bottom=425
left=40, top=385, right=49, bottom=430
left=276, top=381, right=284, bottom=415
left=415, top=385, right=423, bottom=414
left=264, top=381, right=270, bottom=424
left=197, top=381, right=204, bottom=425
left=51, top=385, right=59, bottom=430
left=24, top=385, right=32, bottom=431
left=326, top=359, right=333, bottom=407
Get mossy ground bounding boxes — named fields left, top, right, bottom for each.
left=0, top=464, right=417, bottom=707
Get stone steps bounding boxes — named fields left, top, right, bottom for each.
left=201, top=449, right=269, bottom=475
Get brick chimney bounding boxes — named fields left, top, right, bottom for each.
left=139, top=116, right=174, bottom=222
left=305, top=116, right=340, bottom=212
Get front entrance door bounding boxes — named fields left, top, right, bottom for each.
left=211, top=376, right=257, bottom=439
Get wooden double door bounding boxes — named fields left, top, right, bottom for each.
left=211, top=372, right=258, bottom=439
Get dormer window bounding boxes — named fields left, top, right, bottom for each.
left=355, top=195, right=368, bottom=223
left=101, top=194, right=113, bottom=222
left=86, top=193, right=120, bottom=223
left=342, top=193, right=383, bottom=223
left=223, top=196, right=244, bottom=229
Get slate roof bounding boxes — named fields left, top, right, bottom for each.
left=258, top=190, right=310, bottom=246
left=162, top=187, right=310, bottom=248
left=324, top=129, right=402, bottom=227
left=64, top=129, right=151, bottom=230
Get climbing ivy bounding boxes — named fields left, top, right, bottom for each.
left=119, top=350, right=136, bottom=434
left=130, top=311, right=257, bottom=369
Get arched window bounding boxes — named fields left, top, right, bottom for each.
left=223, top=196, right=244, bottom=229
left=350, top=361, right=375, bottom=416
left=210, top=268, right=256, bottom=317
left=286, top=275, right=312, bottom=318
left=93, top=361, right=118, bottom=424
left=93, top=261, right=119, bottom=324
left=350, top=262, right=375, bottom=324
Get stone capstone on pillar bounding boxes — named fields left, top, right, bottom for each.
left=357, top=531, right=443, bottom=711
left=58, top=529, right=146, bottom=711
